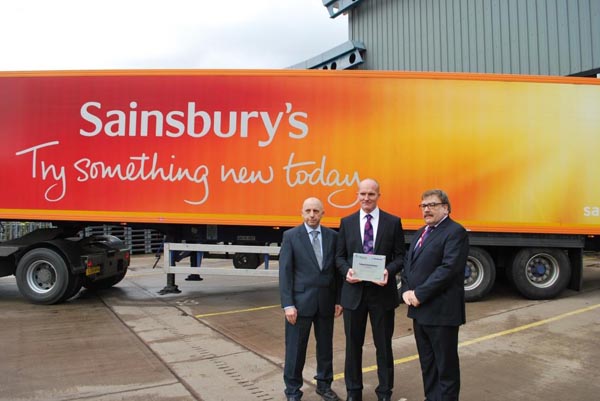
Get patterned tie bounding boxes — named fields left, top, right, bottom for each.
left=363, top=214, right=374, bottom=254
left=417, top=225, right=433, bottom=249
left=311, top=230, right=323, bottom=269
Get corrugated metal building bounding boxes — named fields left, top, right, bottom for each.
left=295, top=0, right=600, bottom=77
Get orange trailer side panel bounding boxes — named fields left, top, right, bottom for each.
left=0, top=70, right=599, bottom=234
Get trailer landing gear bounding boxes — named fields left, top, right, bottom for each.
left=158, top=273, right=181, bottom=295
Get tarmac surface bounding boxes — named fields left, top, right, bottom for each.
left=1, top=252, right=599, bottom=401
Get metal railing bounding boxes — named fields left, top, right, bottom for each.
left=84, top=225, right=164, bottom=255
left=0, top=222, right=53, bottom=241
left=1, top=222, right=163, bottom=255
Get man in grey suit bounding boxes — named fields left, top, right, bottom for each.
left=336, top=178, right=405, bottom=401
left=280, top=197, right=343, bottom=401
left=401, top=189, right=469, bottom=401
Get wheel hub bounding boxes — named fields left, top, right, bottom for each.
left=28, top=262, right=56, bottom=293
left=36, top=267, right=53, bottom=284
left=533, top=262, right=547, bottom=277
left=464, top=258, right=482, bottom=290
left=525, top=254, right=559, bottom=288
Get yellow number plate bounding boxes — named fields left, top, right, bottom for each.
left=86, top=265, right=101, bottom=276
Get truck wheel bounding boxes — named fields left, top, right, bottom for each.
left=15, top=248, right=70, bottom=304
left=511, top=248, right=570, bottom=299
left=233, top=253, right=260, bottom=269
left=83, top=267, right=128, bottom=291
left=60, top=273, right=84, bottom=302
left=464, top=247, right=496, bottom=302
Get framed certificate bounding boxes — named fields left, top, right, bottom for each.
left=352, top=253, right=386, bottom=282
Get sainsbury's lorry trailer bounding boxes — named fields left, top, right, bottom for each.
left=0, top=69, right=598, bottom=304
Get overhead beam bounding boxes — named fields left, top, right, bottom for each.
left=288, top=40, right=366, bottom=70
left=322, top=0, right=365, bottom=18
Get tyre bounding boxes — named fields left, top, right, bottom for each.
left=464, top=247, right=496, bottom=302
left=233, top=253, right=260, bottom=269
left=83, top=266, right=127, bottom=291
left=60, top=273, right=84, bottom=302
left=511, top=248, right=570, bottom=299
left=15, top=248, right=70, bottom=305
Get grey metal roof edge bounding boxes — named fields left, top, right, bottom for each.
left=287, top=40, right=366, bottom=70
left=322, top=0, right=365, bottom=19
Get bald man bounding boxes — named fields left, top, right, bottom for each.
left=336, top=179, right=406, bottom=401
left=280, top=197, right=343, bottom=401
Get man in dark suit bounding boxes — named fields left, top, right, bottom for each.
left=280, top=197, right=343, bottom=401
left=400, top=189, right=469, bottom=401
left=336, top=178, right=406, bottom=401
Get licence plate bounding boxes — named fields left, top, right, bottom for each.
left=86, top=265, right=101, bottom=276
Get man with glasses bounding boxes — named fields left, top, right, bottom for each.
left=400, top=189, right=469, bottom=401
left=336, top=178, right=406, bottom=401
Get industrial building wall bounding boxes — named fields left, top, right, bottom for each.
left=350, top=0, right=600, bottom=75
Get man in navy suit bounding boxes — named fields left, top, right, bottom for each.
left=280, top=197, right=343, bottom=401
left=401, top=189, right=469, bottom=401
left=336, top=178, right=406, bottom=401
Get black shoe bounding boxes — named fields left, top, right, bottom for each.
left=345, top=395, right=362, bottom=401
left=286, top=396, right=301, bottom=401
left=316, top=387, right=340, bottom=401
left=377, top=397, right=391, bottom=401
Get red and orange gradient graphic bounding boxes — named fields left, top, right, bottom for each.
left=0, top=70, right=598, bottom=234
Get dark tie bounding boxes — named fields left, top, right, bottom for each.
left=363, top=214, right=374, bottom=254
left=311, top=230, right=323, bottom=269
left=417, top=225, right=433, bottom=249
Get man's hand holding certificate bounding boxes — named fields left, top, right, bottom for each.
left=352, top=253, right=387, bottom=282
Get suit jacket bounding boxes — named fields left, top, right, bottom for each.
left=279, top=224, right=339, bottom=317
left=336, top=209, right=405, bottom=311
left=400, top=216, right=469, bottom=326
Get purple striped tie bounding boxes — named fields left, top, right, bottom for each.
left=363, top=214, right=374, bottom=254
left=417, top=225, right=433, bottom=248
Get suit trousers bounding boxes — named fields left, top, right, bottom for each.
left=343, top=285, right=396, bottom=398
left=284, top=313, right=335, bottom=397
left=413, top=321, right=460, bottom=401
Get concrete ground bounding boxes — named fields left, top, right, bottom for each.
left=0, top=253, right=599, bottom=401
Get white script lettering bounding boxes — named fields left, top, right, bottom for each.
left=221, top=165, right=274, bottom=184
left=283, top=152, right=360, bottom=208
left=73, top=153, right=210, bottom=205
left=15, top=141, right=67, bottom=202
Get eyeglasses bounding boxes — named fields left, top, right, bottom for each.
left=418, top=202, right=445, bottom=210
